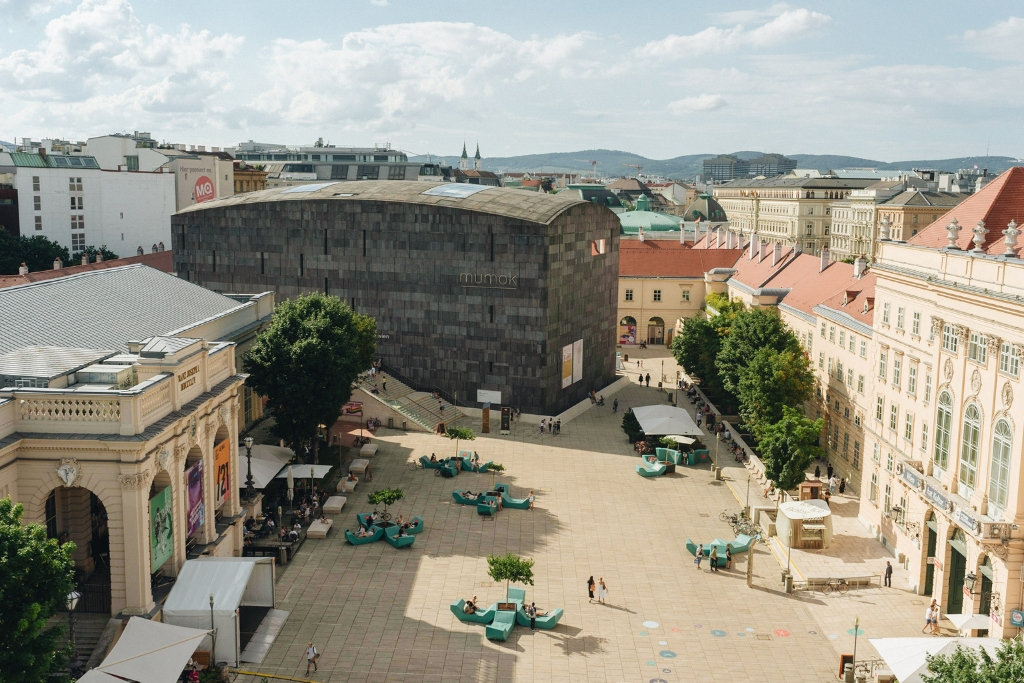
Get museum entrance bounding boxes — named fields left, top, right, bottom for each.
left=45, top=488, right=111, bottom=614
left=647, top=317, right=664, bottom=345
left=946, top=528, right=968, bottom=614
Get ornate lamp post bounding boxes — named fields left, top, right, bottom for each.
left=243, top=436, right=255, bottom=502
left=66, top=589, right=81, bottom=663
left=209, top=593, right=217, bottom=664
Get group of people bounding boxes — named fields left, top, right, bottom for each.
left=813, top=463, right=847, bottom=495
left=586, top=576, right=608, bottom=604
left=693, top=543, right=733, bottom=572
left=539, top=418, right=562, bottom=435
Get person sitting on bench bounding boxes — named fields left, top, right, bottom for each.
left=463, top=490, right=478, bottom=500
left=464, top=596, right=478, bottom=613
left=354, top=526, right=373, bottom=538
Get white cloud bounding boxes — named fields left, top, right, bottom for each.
left=638, top=7, right=830, bottom=58
left=370, top=0, right=389, bottom=5
left=668, top=94, right=726, bottom=114
left=960, top=17, right=1024, bottom=60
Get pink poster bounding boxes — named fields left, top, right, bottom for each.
left=186, top=461, right=205, bottom=536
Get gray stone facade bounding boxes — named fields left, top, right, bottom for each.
left=173, top=181, right=619, bottom=414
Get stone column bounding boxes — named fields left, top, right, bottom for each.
left=118, top=471, right=154, bottom=615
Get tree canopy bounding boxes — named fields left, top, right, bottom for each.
left=367, top=488, right=404, bottom=513
left=922, top=639, right=1024, bottom=682
left=716, top=308, right=802, bottom=397
left=243, top=293, right=376, bottom=463
left=670, top=316, right=721, bottom=388
left=444, top=426, right=476, bottom=456
left=758, top=406, right=824, bottom=491
left=736, top=348, right=814, bottom=440
left=486, top=553, right=535, bottom=596
left=0, top=498, right=76, bottom=681
left=0, top=231, right=71, bottom=275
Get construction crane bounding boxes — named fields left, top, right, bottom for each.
left=575, top=159, right=598, bottom=178
left=623, top=163, right=643, bottom=176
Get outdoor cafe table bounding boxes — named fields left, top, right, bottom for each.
left=349, top=458, right=369, bottom=475
left=360, top=443, right=379, bottom=457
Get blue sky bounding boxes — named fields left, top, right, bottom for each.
left=2, top=0, right=1022, bottom=161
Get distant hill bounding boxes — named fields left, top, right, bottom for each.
left=410, top=149, right=1020, bottom=180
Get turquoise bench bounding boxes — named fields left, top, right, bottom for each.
left=477, top=497, right=498, bottom=515
left=655, top=447, right=682, bottom=465
left=404, top=516, right=424, bottom=535
left=516, top=606, right=563, bottom=630
left=485, top=610, right=516, bottom=641
left=501, top=492, right=530, bottom=510
left=420, top=455, right=443, bottom=469
left=344, top=526, right=383, bottom=545
left=453, top=490, right=485, bottom=505
left=356, top=512, right=383, bottom=528
left=636, top=459, right=666, bottom=477
left=507, top=587, right=526, bottom=606
left=460, top=456, right=494, bottom=472
left=383, top=525, right=415, bottom=548
left=450, top=599, right=496, bottom=624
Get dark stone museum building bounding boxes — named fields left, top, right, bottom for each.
left=172, top=181, right=619, bottom=414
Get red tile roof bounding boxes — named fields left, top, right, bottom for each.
left=816, top=271, right=877, bottom=327
left=0, top=250, right=173, bottom=289
left=908, top=166, right=1024, bottom=256
left=728, top=242, right=797, bottom=290
left=619, top=240, right=742, bottom=277
left=771, top=256, right=876, bottom=323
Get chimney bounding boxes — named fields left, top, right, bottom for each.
left=853, top=256, right=866, bottom=278
left=53, top=257, right=62, bottom=270
left=81, top=253, right=89, bottom=266
left=638, top=226, right=645, bottom=242
left=96, top=252, right=104, bottom=262
left=772, top=242, right=782, bottom=267
left=820, top=246, right=830, bottom=272
left=18, top=261, right=28, bottom=275
left=749, top=235, right=756, bottom=259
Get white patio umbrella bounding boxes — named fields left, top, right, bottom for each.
left=945, top=613, right=994, bottom=635
left=870, top=636, right=1003, bottom=683
left=286, top=465, right=294, bottom=507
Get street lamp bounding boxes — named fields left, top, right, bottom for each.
left=209, top=593, right=217, bottom=664
left=243, top=436, right=255, bottom=502
left=66, top=589, right=81, bottom=656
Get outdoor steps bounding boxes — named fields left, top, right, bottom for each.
left=356, top=375, right=472, bottom=432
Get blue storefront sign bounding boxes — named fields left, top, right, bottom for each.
left=902, top=466, right=922, bottom=490
left=1010, top=609, right=1024, bottom=628
left=957, top=509, right=979, bottom=534
left=925, top=482, right=949, bottom=510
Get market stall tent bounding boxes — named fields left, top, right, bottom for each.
left=162, top=557, right=276, bottom=666
left=631, top=405, right=702, bottom=436
left=247, top=445, right=294, bottom=489
left=90, top=617, right=210, bottom=683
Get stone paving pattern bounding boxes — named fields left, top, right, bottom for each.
left=235, top=348, right=942, bottom=683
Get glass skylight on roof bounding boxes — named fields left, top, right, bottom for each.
left=421, top=184, right=491, bottom=199
left=282, top=182, right=341, bottom=193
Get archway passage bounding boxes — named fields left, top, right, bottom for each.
left=647, top=317, right=665, bottom=346
left=619, top=316, right=637, bottom=345
left=947, top=528, right=967, bottom=614
left=924, top=514, right=937, bottom=595
left=46, top=488, right=111, bottom=614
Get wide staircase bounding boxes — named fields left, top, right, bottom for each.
left=357, top=373, right=473, bottom=433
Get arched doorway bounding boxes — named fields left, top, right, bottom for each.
left=924, top=512, right=937, bottom=595
left=45, top=487, right=111, bottom=614
left=183, top=446, right=206, bottom=555
left=979, top=555, right=994, bottom=620
left=947, top=528, right=968, bottom=614
left=618, top=316, right=637, bottom=345
left=647, top=317, right=665, bottom=346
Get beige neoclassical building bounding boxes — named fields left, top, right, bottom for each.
left=858, top=167, right=1024, bottom=634
left=0, top=265, right=273, bottom=617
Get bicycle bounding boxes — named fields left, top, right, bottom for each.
left=373, top=509, right=392, bottom=523
left=821, top=578, right=849, bottom=595
left=719, top=510, right=747, bottom=524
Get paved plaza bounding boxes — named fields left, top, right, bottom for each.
left=235, top=349, right=939, bottom=683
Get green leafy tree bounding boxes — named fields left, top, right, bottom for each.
left=758, top=406, right=824, bottom=491
left=736, top=348, right=814, bottom=440
left=486, top=553, right=534, bottom=598
left=71, top=245, right=119, bottom=265
left=670, top=317, right=721, bottom=388
left=444, top=426, right=476, bottom=458
left=0, top=232, right=71, bottom=275
left=367, top=488, right=404, bottom=516
left=704, top=292, right=745, bottom=321
left=716, top=308, right=802, bottom=397
left=244, top=293, right=376, bottom=463
left=922, top=639, right=1024, bottom=682
left=0, top=498, right=76, bottom=681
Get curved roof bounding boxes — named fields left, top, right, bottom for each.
left=619, top=210, right=682, bottom=233
left=177, top=180, right=591, bottom=226
left=682, top=192, right=728, bottom=222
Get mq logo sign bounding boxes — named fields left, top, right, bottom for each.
left=193, top=175, right=215, bottom=203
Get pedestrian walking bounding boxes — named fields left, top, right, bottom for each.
left=555, top=419, right=561, bottom=434
left=694, top=544, right=704, bottom=569
left=382, top=376, right=387, bottom=392
left=826, top=462, right=834, bottom=480
left=645, top=373, right=651, bottom=387
left=709, top=546, right=719, bottom=572
left=304, top=642, right=319, bottom=674
left=587, top=576, right=596, bottom=603
left=829, top=474, right=838, bottom=495
left=814, top=464, right=821, bottom=480
left=696, top=415, right=702, bottom=428
left=528, top=602, right=538, bottom=630
left=884, top=561, right=893, bottom=587
left=839, top=478, right=847, bottom=494
left=540, top=419, right=546, bottom=434
left=597, top=577, right=608, bottom=604
left=548, top=419, right=554, bottom=434
left=923, top=600, right=939, bottom=634
left=612, top=398, right=618, bottom=413
left=725, top=545, right=733, bottom=570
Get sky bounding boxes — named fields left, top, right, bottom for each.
left=2, top=0, right=1023, bottom=162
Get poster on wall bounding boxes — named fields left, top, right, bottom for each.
left=561, top=344, right=573, bottom=388
left=150, top=486, right=173, bottom=572
left=343, top=401, right=363, bottom=416
left=186, top=462, right=205, bottom=536
left=572, top=339, right=583, bottom=384
left=619, top=325, right=636, bottom=345
left=214, top=439, right=230, bottom=506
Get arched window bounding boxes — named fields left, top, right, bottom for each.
left=989, top=419, right=1012, bottom=512
left=959, top=404, right=981, bottom=489
left=934, top=392, right=952, bottom=470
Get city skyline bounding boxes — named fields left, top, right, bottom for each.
left=2, top=1, right=1023, bottom=161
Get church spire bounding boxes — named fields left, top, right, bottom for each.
left=459, top=142, right=469, bottom=171
left=474, top=142, right=481, bottom=171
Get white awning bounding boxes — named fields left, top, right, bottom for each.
left=247, top=445, right=293, bottom=489
left=276, top=464, right=333, bottom=480
left=94, top=617, right=209, bottom=683
left=631, top=405, right=702, bottom=436
left=870, top=637, right=1003, bottom=683
left=945, top=613, right=993, bottom=633
left=77, top=672, right=128, bottom=683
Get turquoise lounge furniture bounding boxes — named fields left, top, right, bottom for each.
left=450, top=599, right=496, bottom=624
left=356, top=512, right=381, bottom=528
left=345, top=526, right=383, bottom=545
left=501, top=491, right=530, bottom=510
left=477, top=498, right=498, bottom=515
left=461, top=456, right=495, bottom=472
left=383, top=525, right=415, bottom=548
left=516, top=606, right=563, bottom=630
left=404, top=515, right=424, bottom=535
left=636, top=459, right=666, bottom=477
left=420, top=455, right=443, bottom=469
left=655, top=447, right=682, bottom=465
left=485, top=610, right=516, bottom=641
left=453, top=490, right=484, bottom=505
left=507, top=587, right=526, bottom=606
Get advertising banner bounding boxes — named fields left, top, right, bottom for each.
left=186, top=461, right=205, bottom=536
left=175, top=159, right=218, bottom=209
left=572, top=339, right=583, bottom=384
left=150, top=486, right=173, bottom=572
left=214, top=439, right=231, bottom=506
left=561, top=344, right=573, bottom=388
left=618, top=325, right=637, bottom=345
